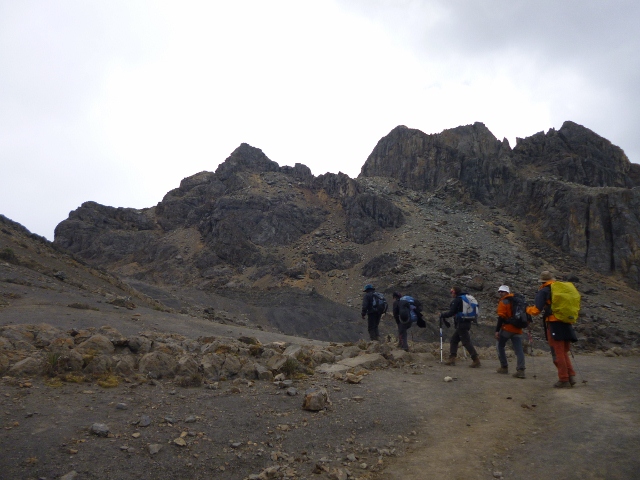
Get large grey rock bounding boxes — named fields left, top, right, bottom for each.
left=138, top=352, right=177, bottom=379
left=302, top=388, right=331, bottom=411
left=127, top=336, right=152, bottom=354
left=337, top=353, right=388, bottom=369
left=75, top=334, right=115, bottom=355
left=8, top=357, right=43, bottom=376
left=315, top=363, right=350, bottom=375
left=82, top=354, right=113, bottom=374
left=175, top=355, right=199, bottom=376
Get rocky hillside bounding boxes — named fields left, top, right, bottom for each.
left=13, top=121, right=639, bottom=350
left=361, top=121, right=640, bottom=287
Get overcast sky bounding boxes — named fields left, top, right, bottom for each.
left=2, top=1, right=639, bottom=240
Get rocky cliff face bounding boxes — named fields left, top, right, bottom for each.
left=54, top=143, right=405, bottom=286
left=360, top=121, right=640, bottom=287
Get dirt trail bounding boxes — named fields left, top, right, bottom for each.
left=373, top=355, right=640, bottom=480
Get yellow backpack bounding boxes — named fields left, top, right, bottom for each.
left=550, top=282, right=581, bottom=323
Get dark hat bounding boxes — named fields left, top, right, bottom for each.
left=392, top=292, right=402, bottom=299
left=363, top=284, right=374, bottom=292
left=539, top=271, right=555, bottom=282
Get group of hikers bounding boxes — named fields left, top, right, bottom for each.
left=361, top=270, right=581, bottom=388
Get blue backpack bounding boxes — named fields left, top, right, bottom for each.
left=457, top=294, right=479, bottom=320
left=398, top=296, right=419, bottom=324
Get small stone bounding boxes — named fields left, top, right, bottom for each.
left=346, top=453, right=357, bottom=462
left=174, top=437, right=187, bottom=446
left=493, top=472, right=503, bottom=478
left=148, top=444, right=162, bottom=455
left=115, top=403, right=128, bottom=410
left=59, top=471, right=78, bottom=480
left=132, top=432, right=141, bottom=438
left=286, top=387, right=298, bottom=396
left=139, top=415, right=151, bottom=427
left=185, top=415, right=196, bottom=423
left=444, top=376, right=453, bottom=382
left=90, top=423, right=109, bottom=437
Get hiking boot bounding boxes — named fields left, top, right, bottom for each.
left=444, top=357, right=456, bottom=366
left=553, top=381, right=573, bottom=388
left=513, top=370, right=526, bottom=379
left=569, top=375, right=577, bottom=386
left=496, top=367, right=509, bottom=374
left=469, top=357, right=481, bottom=368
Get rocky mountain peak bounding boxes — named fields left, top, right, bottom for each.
left=513, top=120, right=639, bottom=188
left=214, top=143, right=280, bottom=180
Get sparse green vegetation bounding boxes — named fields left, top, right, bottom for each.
left=45, top=352, right=61, bottom=376
left=177, top=373, right=203, bottom=388
left=0, top=248, right=17, bottom=263
left=280, top=357, right=300, bottom=377
left=67, top=303, right=99, bottom=311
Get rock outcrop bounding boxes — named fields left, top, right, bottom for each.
left=54, top=144, right=403, bottom=286
left=360, top=121, right=640, bottom=287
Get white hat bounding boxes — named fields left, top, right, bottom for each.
left=498, top=285, right=510, bottom=293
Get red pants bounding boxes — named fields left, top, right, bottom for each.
left=547, top=324, right=576, bottom=381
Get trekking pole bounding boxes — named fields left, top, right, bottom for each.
left=570, top=350, right=588, bottom=384
left=439, top=317, right=443, bottom=363
left=527, top=327, right=537, bottom=380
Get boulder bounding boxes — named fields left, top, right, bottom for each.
left=283, top=345, right=302, bottom=358
left=302, top=388, right=331, bottom=411
left=220, top=354, right=242, bottom=378
left=337, top=353, right=388, bottom=369
left=311, top=350, right=336, bottom=365
left=175, top=355, right=199, bottom=376
left=315, top=363, right=350, bottom=375
left=266, top=354, right=287, bottom=371
left=200, top=353, right=224, bottom=379
left=255, top=364, right=273, bottom=381
left=57, top=349, right=84, bottom=372
left=8, top=356, right=43, bottom=376
left=127, top=336, right=152, bottom=354
left=138, top=352, right=177, bottom=379
left=83, top=354, right=113, bottom=374
left=75, top=335, right=115, bottom=355
left=113, top=355, right=136, bottom=375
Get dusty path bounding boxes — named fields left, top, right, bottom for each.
left=374, top=355, right=640, bottom=480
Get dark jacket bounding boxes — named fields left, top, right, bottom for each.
left=361, top=291, right=378, bottom=317
left=441, top=294, right=465, bottom=320
left=393, top=299, right=401, bottom=324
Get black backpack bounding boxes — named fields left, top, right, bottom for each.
left=508, top=294, right=532, bottom=329
left=371, top=292, right=388, bottom=314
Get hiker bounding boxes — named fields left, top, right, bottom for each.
left=495, top=285, right=526, bottom=378
left=526, top=271, right=578, bottom=388
left=392, top=292, right=424, bottom=351
left=439, top=286, right=481, bottom=367
left=361, top=284, right=385, bottom=341
left=392, top=292, right=407, bottom=349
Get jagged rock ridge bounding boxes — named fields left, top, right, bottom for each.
left=361, top=121, right=640, bottom=287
